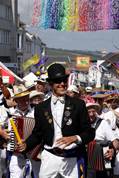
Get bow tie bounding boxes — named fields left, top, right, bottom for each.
left=52, top=96, right=65, bottom=105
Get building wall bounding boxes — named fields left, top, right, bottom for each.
left=17, top=24, right=44, bottom=76
left=0, top=0, right=17, bottom=68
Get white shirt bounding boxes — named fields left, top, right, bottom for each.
left=10, top=106, right=34, bottom=118
left=92, top=118, right=118, bottom=142
left=44, top=95, right=81, bottom=150
left=51, top=95, right=65, bottom=148
left=0, top=105, right=9, bottom=124
left=101, top=110, right=117, bottom=130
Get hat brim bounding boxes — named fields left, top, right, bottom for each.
left=30, top=92, right=45, bottom=99
left=92, top=94, right=109, bottom=98
left=104, top=96, right=119, bottom=102
left=86, top=103, right=100, bottom=111
left=14, top=91, right=30, bottom=99
left=46, top=74, right=69, bottom=82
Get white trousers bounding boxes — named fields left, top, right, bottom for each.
left=39, top=149, right=79, bottom=178
left=9, top=153, right=41, bottom=178
left=0, top=149, right=7, bottom=177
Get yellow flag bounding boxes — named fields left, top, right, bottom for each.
left=23, top=54, right=39, bottom=71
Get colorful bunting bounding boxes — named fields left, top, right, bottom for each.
left=32, top=0, right=119, bottom=31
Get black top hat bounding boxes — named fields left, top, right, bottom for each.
left=47, top=63, right=69, bottom=82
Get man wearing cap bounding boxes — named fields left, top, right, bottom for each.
left=8, top=90, right=41, bottom=178
left=18, top=63, right=95, bottom=178
left=86, top=102, right=119, bottom=178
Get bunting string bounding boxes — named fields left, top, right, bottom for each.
left=32, top=0, right=119, bottom=31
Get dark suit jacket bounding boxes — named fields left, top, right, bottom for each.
left=26, top=95, right=95, bottom=154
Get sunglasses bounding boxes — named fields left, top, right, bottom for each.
left=52, top=78, right=68, bottom=84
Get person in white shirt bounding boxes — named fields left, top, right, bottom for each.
left=17, top=63, right=95, bottom=178
left=8, top=91, right=41, bottom=178
left=100, top=99, right=119, bottom=178
left=86, top=102, right=119, bottom=178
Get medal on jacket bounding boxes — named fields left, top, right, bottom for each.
left=64, top=110, right=71, bottom=117
left=44, top=111, right=52, bottom=124
left=48, top=118, right=52, bottom=124
left=66, top=118, right=72, bottom=126
left=44, top=112, right=48, bottom=116
left=66, top=106, right=72, bottom=110
left=64, top=106, right=72, bottom=126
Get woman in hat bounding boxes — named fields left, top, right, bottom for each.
left=86, top=102, right=119, bottom=178
left=17, top=63, right=95, bottom=178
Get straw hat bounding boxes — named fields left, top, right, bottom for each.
left=91, top=89, right=110, bottom=99
left=13, top=85, right=30, bottom=99
left=92, top=93, right=109, bottom=99
left=104, top=94, right=119, bottom=102
left=29, top=90, right=45, bottom=99
left=14, top=91, right=30, bottom=99
left=13, top=84, right=27, bottom=95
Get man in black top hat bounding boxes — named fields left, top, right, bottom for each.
left=18, top=63, right=95, bottom=178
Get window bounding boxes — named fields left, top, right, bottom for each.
left=6, top=6, right=11, bottom=20
left=0, top=29, right=10, bottom=44
left=0, top=4, right=6, bottom=18
left=0, top=4, right=12, bottom=20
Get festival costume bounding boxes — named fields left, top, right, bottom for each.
left=8, top=107, right=41, bottom=178
left=87, top=117, right=118, bottom=178
left=102, top=108, right=119, bottom=176
left=25, top=95, right=95, bottom=178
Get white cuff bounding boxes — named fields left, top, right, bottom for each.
left=76, top=135, right=82, bottom=144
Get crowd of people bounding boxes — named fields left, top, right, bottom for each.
left=0, top=63, right=119, bottom=178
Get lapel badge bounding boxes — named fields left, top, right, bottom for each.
left=48, top=118, right=52, bottom=124
left=66, top=106, right=72, bottom=111
left=66, top=118, right=72, bottom=126
left=44, top=112, right=49, bottom=116
left=64, top=117, right=68, bottom=121
left=64, top=111, right=71, bottom=117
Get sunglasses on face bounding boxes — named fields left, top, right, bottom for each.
left=52, top=78, right=68, bottom=84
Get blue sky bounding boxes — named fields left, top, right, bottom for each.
left=18, top=0, right=119, bottom=52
